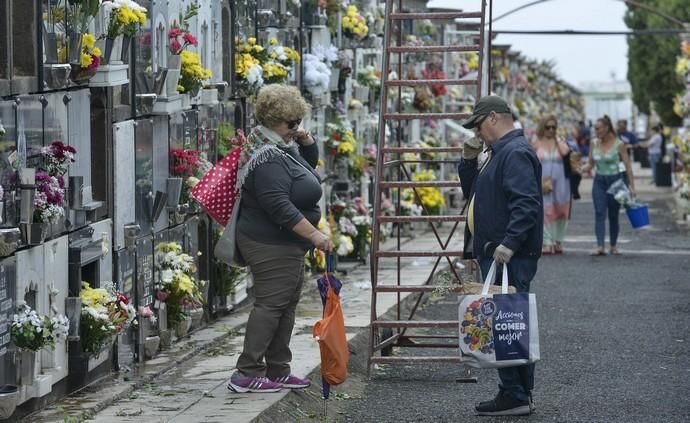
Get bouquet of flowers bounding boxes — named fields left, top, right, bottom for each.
left=407, top=169, right=445, bottom=215
left=170, top=148, right=212, bottom=204
left=177, top=50, right=212, bottom=94
left=342, top=4, right=368, bottom=40
left=11, top=303, right=69, bottom=352
left=80, top=281, right=135, bottom=354
left=103, top=0, right=147, bottom=39
left=42, top=140, right=76, bottom=176
left=356, top=65, right=381, bottom=90
left=329, top=198, right=372, bottom=259
left=421, top=66, right=447, bottom=97
left=168, top=3, right=200, bottom=55
left=79, top=33, right=102, bottom=72
left=155, top=242, right=203, bottom=327
left=235, top=37, right=301, bottom=94
left=303, top=54, right=332, bottom=95
left=34, top=171, right=66, bottom=224
left=325, top=118, right=357, bottom=159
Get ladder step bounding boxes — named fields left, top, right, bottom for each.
left=389, top=12, right=483, bottom=20
left=384, top=112, right=472, bottom=121
left=372, top=320, right=459, bottom=328
left=389, top=45, right=481, bottom=53
left=375, top=285, right=461, bottom=293
left=378, top=215, right=466, bottom=223
left=378, top=181, right=462, bottom=188
left=381, top=146, right=464, bottom=154
left=386, top=79, right=478, bottom=87
left=375, top=250, right=465, bottom=258
left=371, top=356, right=462, bottom=364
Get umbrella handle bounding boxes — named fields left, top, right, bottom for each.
left=326, top=251, right=334, bottom=273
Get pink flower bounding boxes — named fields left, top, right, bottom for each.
left=182, top=33, right=198, bottom=47
left=88, top=54, right=100, bottom=71
left=168, top=28, right=182, bottom=38
left=170, top=39, right=182, bottom=54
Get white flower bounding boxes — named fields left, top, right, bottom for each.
left=247, top=65, right=264, bottom=86
left=160, top=269, right=174, bottom=283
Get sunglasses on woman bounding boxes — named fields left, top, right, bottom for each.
left=545, top=125, right=557, bottom=130
left=286, top=119, right=302, bottom=130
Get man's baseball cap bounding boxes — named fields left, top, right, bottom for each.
left=461, top=95, right=512, bottom=129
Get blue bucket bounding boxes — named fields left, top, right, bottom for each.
left=626, top=205, right=649, bottom=229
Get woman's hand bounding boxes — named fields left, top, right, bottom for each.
left=293, top=129, right=314, bottom=146
left=309, top=231, right=333, bottom=251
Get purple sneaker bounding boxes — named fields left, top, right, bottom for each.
left=269, top=374, right=311, bottom=389
left=227, top=372, right=283, bottom=393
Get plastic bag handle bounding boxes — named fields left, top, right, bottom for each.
left=480, top=260, right=509, bottom=295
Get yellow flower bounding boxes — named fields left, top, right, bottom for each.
left=254, top=45, right=264, bottom=53
left=248, top=37, right=256, bottom=46
left=177, top=84, right=184, bottom=92
left=80, top=53, right=93, bottom=68
left=337, top=141, right=355, bottom=155
left=269, top=37, right=278, bottom=45
left=83, top=33, right=96, bottom=49
left=92, top=47, right=102, bottom=57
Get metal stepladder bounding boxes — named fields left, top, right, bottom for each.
left=367, top=0, right=491, bottom=375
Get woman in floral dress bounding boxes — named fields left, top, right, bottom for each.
left=532, top=115, right=572, bottom=254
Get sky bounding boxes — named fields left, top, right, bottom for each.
left=427, top=0, right=630, bottom=89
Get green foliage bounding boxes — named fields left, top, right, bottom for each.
left=624, top=1, right=690, bottom=126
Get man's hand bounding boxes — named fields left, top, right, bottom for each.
left=462, top=137, right=483, bottom=160
left=493, top=244, right=514, bottom=264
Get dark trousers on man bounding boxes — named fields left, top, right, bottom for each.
left=479, top=256, right=538, bottom=402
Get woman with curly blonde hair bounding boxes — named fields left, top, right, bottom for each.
left=227, top=84, right=332, bottom=393
left=532, top=115, right=572, bottom=255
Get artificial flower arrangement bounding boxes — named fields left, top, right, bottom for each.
left=103, top=0, right=147, bottom=39
left=11, top=302, right=69, bottom=352
left=325, top=117, right=357, bottom=160
left=235, top=37, right=301, bottom=95
left=404, top=169, right=445, bottom=215
left=170, top=148, right=213, bottom=205
left=348, top=144, right=377, bottom=180
left=155, top=242, right=203, bottom=328
left=329, top=197, right=372, bottom=259
left=341, top=4, right=369, bottom=40
left=421, top=65, right=447, bottom=97
left=303, top=44, right=339, bottom=96
left=80, top=281, right=135, bottom=354
left=177, top=50, right=213, bottom=94
left=356, top=65, right=381, bottom=91
left=34, top=141, right=76, bottom=224
left=168, top=3, right=200, bottom=55
left=79, top=33, right=102, bottom=73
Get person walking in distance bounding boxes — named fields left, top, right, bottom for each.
left=581, top=115, right=635, bottom=256
left=458, top=95, right=543, bottom=416
left=532, top=115, right=572, bottom=255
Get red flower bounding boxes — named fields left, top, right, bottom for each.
left=168, top=28, right=182, bottom=38
left=88, top=54, right=100, bottom=71
left=170, top=39, right=182, bottom=54
left=182, top=33, right=198, bottom=47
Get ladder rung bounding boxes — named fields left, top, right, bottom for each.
left=375, top=286, right=460, bottom=293
left=389, top=12, right=483, bottom=20
left=375, top=250, right=465, bottom=258
left=372, top=320, right=459, bottom=328
left=384, top=112, right=472, bottom=121
left=389, top=45, right=481, bottom=53
left=378, top=215, right=466, bottom=223
left=371, top=356, right=463, bottom=364
left=381, top=146, right=464, bottom=154
left=378, top=181, right=462, bottom=188
left=386, top=79, right=478, bottom=87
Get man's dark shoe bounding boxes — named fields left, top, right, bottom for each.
left=475, top=390, right=531, bottom=416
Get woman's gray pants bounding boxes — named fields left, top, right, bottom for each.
left=235, top=232, right=306, bottom=379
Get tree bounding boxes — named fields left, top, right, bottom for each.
left=624, top=0, right=690, bottom=126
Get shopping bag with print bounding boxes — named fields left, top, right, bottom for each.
left=458, top=261, right=540, bottom=368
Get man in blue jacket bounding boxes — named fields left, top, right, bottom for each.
left=458, top=95, right=543, bottom=416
